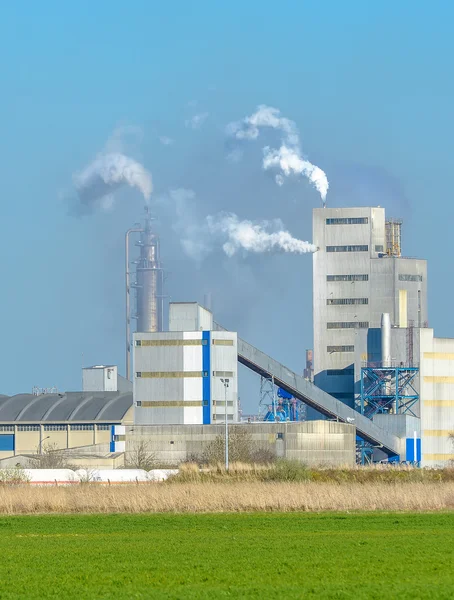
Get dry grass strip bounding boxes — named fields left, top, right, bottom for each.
left=0, top=482, right=453, bottom=514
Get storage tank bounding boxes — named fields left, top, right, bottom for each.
left=148, top=469, right=179, bottom=481
left=75, top=469, right=149, bottom=483
left=23, top=469, right=79, bottom=485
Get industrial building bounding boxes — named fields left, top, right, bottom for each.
left=0, top=390, right=131, bottom=460
left=312, top=206, right=427, bottom=406
left=134, top=303, right=238, bottom=425
left=0, top=206, right=452, bottom=469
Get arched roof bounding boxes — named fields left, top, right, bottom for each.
left=0, top=392, right=133, bottom=422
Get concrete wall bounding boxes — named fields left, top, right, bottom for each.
left=127, top=421, right=356, bottom=467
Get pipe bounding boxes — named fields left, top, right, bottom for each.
left=381, top=313, right=391, bottom=368
left=125, top=227, right=143, bottom=381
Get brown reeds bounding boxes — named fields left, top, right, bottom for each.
left=0, top=481, right=452, bottom=514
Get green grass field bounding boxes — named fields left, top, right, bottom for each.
left=0, top=512, right=453, bottom=599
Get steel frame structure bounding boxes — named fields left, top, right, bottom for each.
left=358, top=366, right=419, bottom=418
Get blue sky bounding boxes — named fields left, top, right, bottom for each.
left=0, top=1, right=453, bottom=410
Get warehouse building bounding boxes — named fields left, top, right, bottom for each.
left=0, top=390, right=132, bottom=460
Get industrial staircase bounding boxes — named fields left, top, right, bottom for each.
left=235, top=336, right=401, bottom=457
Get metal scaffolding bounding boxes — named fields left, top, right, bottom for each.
left=259, top=376, right=306, bottom=422
left=358, top=366, right=419, bottom=418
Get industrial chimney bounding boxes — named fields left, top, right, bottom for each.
left=134, top=209, right=164, bottom=333
left=125, top=208, right=165, bottom=379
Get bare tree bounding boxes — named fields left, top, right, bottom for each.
left=27, top=442, right=76, bottom=470
left=202, top=427, right=274, bottom=465
left=126, top=441, right=156, bottom=470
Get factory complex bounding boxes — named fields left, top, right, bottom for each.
left=0, top=206, right=452, bottom=468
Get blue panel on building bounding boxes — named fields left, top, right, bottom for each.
left=406, top=438, right=421, bottom=462
left=202, top=331, right=211, bottom=424
left=110, top=425, right=115, bottom=453
left=277, top=388, right=292, bottom=400
left=0, top=435, right=15, bottom=452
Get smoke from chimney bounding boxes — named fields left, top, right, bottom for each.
left=207, top=213, right=317, bottom=256
left=73, top=152, right=152, bottom=211
left=227, top=105, right=329, bottom=205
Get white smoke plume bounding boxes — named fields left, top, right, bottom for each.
left=227, top=105, right=329, bottom=205
left=73, top=152, right=152, bottom=211
left=207, top=213, right=317, bottom=257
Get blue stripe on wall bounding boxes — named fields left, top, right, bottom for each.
left=110, top=425, right=115, bottom=453
left=202, top=331, right=211, bottom=424
left=406, top=438, right=421, bottom=462
left=0, top=435, right=14, bottom=451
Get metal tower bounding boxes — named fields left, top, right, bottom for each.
left=358, top=366, right=419, bottom=419
left=125, top=208, right=165, bottom=380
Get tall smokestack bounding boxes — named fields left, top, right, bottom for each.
left=135, top=209, right=164, bottom=333
left=381, top=313, right=391, bottom=367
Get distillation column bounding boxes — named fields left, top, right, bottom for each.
left=135, top=211, right=164, bottom=333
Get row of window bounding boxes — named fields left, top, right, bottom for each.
left=399, top=274, right=423, bottom=282
left=327, top=298, right=368, bottom=305
left=135, top=339, right=234, bottom=347
left=327, top=346, right=355, bottom=353
left=136, top=371, right=234, bottom=378
left=326, top=245, right=368, bottom=253
left=326, top=217, right=368, bottom=225
left=327, top=322, right=369, bottom=329
left=326, top=369, right=354, bottom=376
left=327, top=274, right=369, bottom=282
left=1, top=424, right=117, bottom=432
left=136, top=400, right=233, bottom=407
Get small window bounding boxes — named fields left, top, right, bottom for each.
left=44, top=424, right=66, bottom=432
left=136, top=401, right=142, bottom=407
left=327, top=298, right=368, bottom=306
left=97, top=424, right=113, bottom=430
left=326, top=217, right=368, bottom=225
left=327, top=369, right=354, bottom=376
left=276, top=432, right=284, bottom=440
left=17, top=425, right=40, bottom=432
left=326, top=245, right=368, bottom=253
left=327, top=346, right=355, bottom=353
left=375, top=245, right=384, bottom=252
left=327, top=274, right=368, bottom=282
left=203, top=400, right=208, bottom=406
left=136, top=372, right=142, bottom=378
left=203, top=371, right=209, bottom=377
left=135, top=340, right=142, bottom=346
left=399, top=274, right=423, bottom=282
left=202, top=339, right=208, bottom=345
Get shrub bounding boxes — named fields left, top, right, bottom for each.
left=0, top=467, right=31, bottom=485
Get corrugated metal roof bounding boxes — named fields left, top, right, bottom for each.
left=0, top=392, right=132, bottom=422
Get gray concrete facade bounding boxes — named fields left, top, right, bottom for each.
left=313, top=207, right=427, bottom=407
left=127, top=421, right=356, bottom=467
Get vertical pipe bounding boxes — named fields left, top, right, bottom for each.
left=225, top=383, right=229, bottom=470
left=381, top=313, right=391, bottom=367
left=125, top=227, right=143, bottom=381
